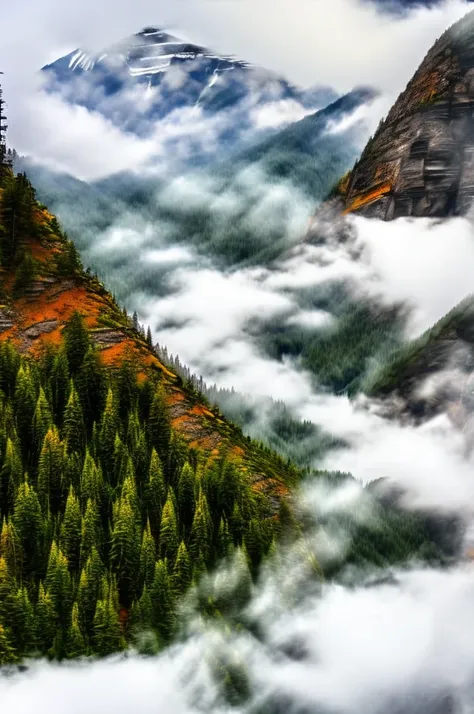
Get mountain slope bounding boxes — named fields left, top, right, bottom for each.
left=335, top=8, right=474, bottom=219
left=0, top=169, right=297, bottom=503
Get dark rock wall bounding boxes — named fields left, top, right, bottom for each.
left=341, top=9, right=474, bottom=219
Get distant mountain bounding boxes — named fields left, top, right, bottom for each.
left=41, top=26, right=339, bottom=165
left=17, top=87, right=378, bottom=270
left=333, top=8, right=474, bottom=219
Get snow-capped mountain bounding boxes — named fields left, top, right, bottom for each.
left=41, top=26, right=338, bottom=143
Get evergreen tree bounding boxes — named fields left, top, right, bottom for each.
left=35, top=583, right=56, bottom=656
left=62, top=383, right=85, bottom=454
left=110, top=495, right=141, bottom=606
left=37, top=427, right=65, bottom=515
left=177, top=462, right=196, bottom=537
left=80, top=450, right=103, bottom=512
left=62, top=311, right=91, bottom=375
left=80, top=499, right=103, bottom=568
left=93, top=580, right=124, bottom=656
left=14, top=364, right=36, bottom=463
left=139, top=521, right=156, bottom=591
left=76, top=347, right=106, bottom=431
left=150, top=560, right=175, bottom=645
left=77, top=547, right=104, bottom=640
left=10, top=586, right=36, bottom=655
left=0, top=437, right=23, bottom=518
left=98, top=388, right=119, bottom=479
left=11, top=480, right=44, bottom=582
left=173, top=541, right=191, bottom=595
left=67, top=602, right=87, bottom=658
left=148, top=386, right=171, bottom=460
left=189, top=489, right=212, bottom=565
left=60, top=486, right=82, bottom=573
left=50, top=348, right=70, bottom=425
left=0, top=623, right=16, bottom=665
left=159, top=491, right=179, bottom=564
left=146, top=449, right=166, bottom=541
left=33, top=384, right=54, bottom=449
left=45, top=543, right=72, bottom=631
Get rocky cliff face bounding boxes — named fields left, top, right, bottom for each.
left=339, top=9, right=474, bottom=219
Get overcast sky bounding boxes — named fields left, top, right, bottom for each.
left=1, top=0, right=471, bottom=97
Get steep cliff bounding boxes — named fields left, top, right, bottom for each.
left=338, top=8, right=474, bottom=219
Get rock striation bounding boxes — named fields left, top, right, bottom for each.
left=339, top=9, right=474, bottom=219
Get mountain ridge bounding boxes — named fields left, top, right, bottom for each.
left=332, top=8, right=474, bottom=219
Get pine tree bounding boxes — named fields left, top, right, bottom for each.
left=98, top=388, right=119, bottom=479
left=159, top=491, right=179, bottom=564
left=217, top=517, right=233, bottom=560
left=112, top=433, right=128, bottom=489
left=14, top=364, right=36, bottom=464
left=37, top=427, right=65, bottom=515
left=93, top=579, right=124, bottom=656
left=35, top=582, right=56, bottom=656
left=50, top=348, right=70, bottom=425
left=110, top=495, right=141, bottom=606
left=33, top=388, right=53, bottom=452
left=60, top=486, right=82, bottom=573
left=189, top=488, right=212, bottom=565
left=66, top=602, right=87, bottom=658
left=139, top=521, right=156, bottom=591
left=173, top=541, right=191, bottom=595
left=77, top=547, right=104, bottom=639
left=0, top=437, right=23, bottom=518
left=146, top=449, right=166, bottom=541
left=80, top=450, right=103, bottom=512
left=80, top=499, right=103, bottom=568
left=150, top=560, right=175, bottom=645
left=62, top=311, right=91, bottom=375
left=177, top=462, right=196, bottom=537
left=76, top=346, right=106, bottom=431
left=11, top=480, right=44, bottom=582
left=62, top=382, right=85, bottom=454
left=45, top=543, right=72, bottom=631
left=0, top=623, right=16, bottom=665
left=229, top=502, right=244, bottom=546
left=10, top=586, right=36, bottom=655
left=148, top=386, right=171, bottom=460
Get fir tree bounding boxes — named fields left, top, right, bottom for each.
left=37, top=427, right=65, bottom=515
left=0, top=437, right=23, bottom=518
left=150, top=560, right=175, bottom=645
left=110, top=495, right=141, bottom=606
left=62, top=311, right=91, bottom=375
left=148, top=386, right=171, bottom=460
left=60, top=486, right=82, bottom=573
left=62, top=383, right=85, bottom=454
left=35, top=583, right=56, bottom=656
left=159, top=491, right=179, bottom=564
left=67, top=602, right=87, bottom=658
left=177, top=462, right=196, bottom=537
left=139, top=521, right=156, bottom=591
left=173, top=541, right=192, bottom=595
left=11, top=480, right=44, bottom=582
left=146, top=449, right=166, bottom=541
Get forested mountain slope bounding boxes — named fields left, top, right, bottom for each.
left=0, top=164, right=308, bottom=660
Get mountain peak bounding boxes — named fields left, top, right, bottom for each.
left=335, top=8, right=474, bottom=219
